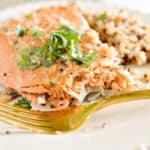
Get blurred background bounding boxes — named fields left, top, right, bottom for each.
left=0, top=0, right=150, bottom=13
left=0, top=0, right=150, bottom=16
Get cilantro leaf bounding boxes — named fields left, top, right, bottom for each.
left=17, top=25, right=97, bottom=70
left=49, top=81, right=56, bottom=86
left=80, top=52, right=98, bottom=66
left=15, top=24, right=27, bottom=37
left=14, top=98, right=32, bottom=109
left=95, top=12, right=108, bottom=22
left=17, top=47, right=41, bottom=70
left=31, top=27, right=43, bottom=39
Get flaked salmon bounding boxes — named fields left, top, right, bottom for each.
left=0, top=5, right=135, bottom=109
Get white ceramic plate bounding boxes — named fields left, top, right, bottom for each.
left=0, top=1, right=150, bottom=150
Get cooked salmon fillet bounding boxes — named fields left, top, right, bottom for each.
left=0, top=5, right=135, bottom=109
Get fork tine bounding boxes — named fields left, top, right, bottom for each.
left=0, top=103, right=48, bottom=115
left=0, top=102, right=87, bottom=132
left=0, top=103, right=52, bottom=121
left=0, top=112, right=56, bottom=134
left=0, top=102, right=85, bottom=128
left=0, top=106, right=56, bottom=127
left=0, top=103, right=88, bottom=133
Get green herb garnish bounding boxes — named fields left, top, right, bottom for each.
left=48, top=25, right=97, bottom=66
left=31, top=27, right=43, bottom=39
left=49, top=81, right=56, bottom=86
left=95, top=12, right=108, bottom=22
left=17, top=25, right=98, bottom=70
left=77, top=52, right=98, bottom=67
left=15, top=24, right=27, bottom=37
left=17, top=47, right=41, bottom=70
left=14, top=98, right=32, bottom=109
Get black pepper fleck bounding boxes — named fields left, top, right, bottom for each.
left=59, top=68, right=64, bottom=73
left=77, top=61, right=82, bottom=65
left=96, top=43, right=101, bottom=47
left=5, top=130, right=10, bottom=134
left=71, top=97, right=75, bottom=101
left=69, top=97, right=76, bottom=106
left=8, top=90, right=20, bottom=99
left=50, top=104, right=55, bottom=108
left=144, top=74, right=147, bottom=78
left=60, top=97, right=63, bottom=101
left=41, top=103, right=46, bottom=106
left=3, top=73, right=7, bottom=76
left=45, top=93, right=50, bottom=100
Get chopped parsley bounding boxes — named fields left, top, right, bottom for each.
left=95, top=12, right=108, bottom=22
left=49, top=81, right=56, bottom=86
left=17, top=25, right=98, bottom=70
left=17, top=47, right=42, bottom=70
left=15, top=24, right=27, bottom=37
left=14, top=98, right=32, bottom=109
left=31, top=27, right=43, bottom=39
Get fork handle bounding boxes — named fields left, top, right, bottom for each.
left=87, top=89, right=150, bottom=113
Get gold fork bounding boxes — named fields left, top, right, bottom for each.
left=0, top=89, right=150, bottom=134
